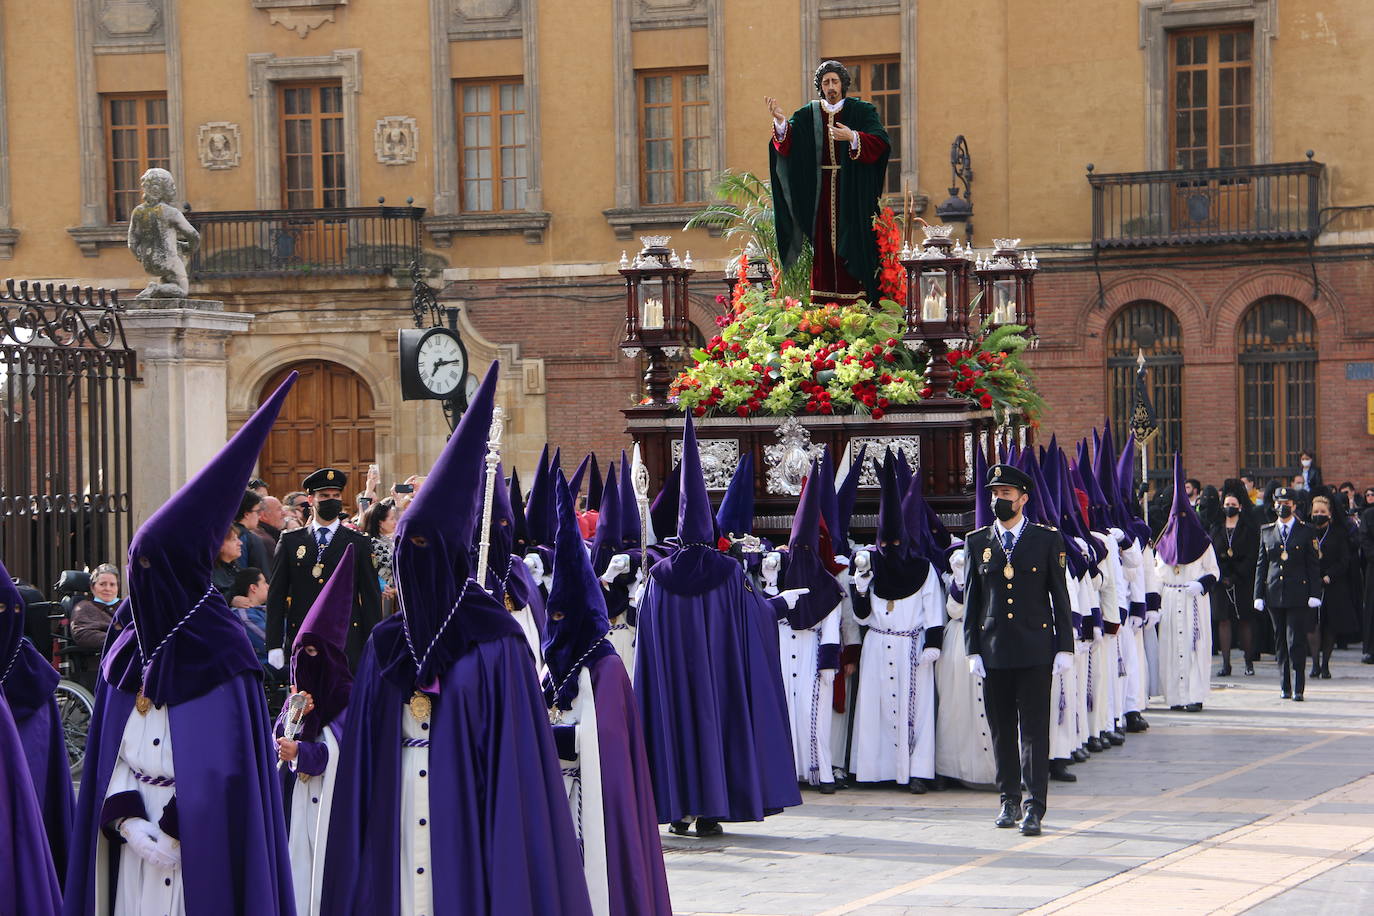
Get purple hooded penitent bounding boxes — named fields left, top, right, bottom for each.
left=543, top=471, right=672, bottom=913
left=714, top=451, right=756, bottom=538
left=569, top=454, right=592, bottom=507
left=321, top=362, right=592, bottom=916
left=0, top=560, right=73, bottom=888
left=872, top=451, right=930, bottom=600
left=65, top=374, right=299, bottom=916
left=286, top=542, right=355, bottom=743
left=836, top=443, right=867, bottom=549
left=586, top=454, right=604, bottom=513
left=0, top=567, right=62, bottom=915
left=973, top=441, right=992, bottom=530
left=780, top=463, right=845, bottom=629
left=525, top=445, right=555, bottom=549
left=634, top=414, right=801, bottom=824
left=589, top=465, right=621, bottom=574
left=619, top=450, right=642, bottom=550
left=1155, top=453, right=1211, bottom=568
left=648, top=459, right=682, bottom=545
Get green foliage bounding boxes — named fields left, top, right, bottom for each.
left=685, top=170, right=813, bottom=300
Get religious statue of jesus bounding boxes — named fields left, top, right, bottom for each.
left=768, top=60, right=891, bottom=305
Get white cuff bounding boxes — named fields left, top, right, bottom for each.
left=849, top=132, right=860, bottom=152
left=1254, top=599, right=1266, bottom=611
left=773, top=118, right=788, bottom=138
left=1308, top=597, right=1322, bottom=609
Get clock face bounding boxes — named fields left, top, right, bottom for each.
left=417, top=331, right=466, bottom=396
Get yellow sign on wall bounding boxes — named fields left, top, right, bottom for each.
left=1368, top=393, right=1374, bottom=434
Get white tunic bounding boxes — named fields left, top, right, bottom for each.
left=555, top=668, right=611, bottom=915
left=850, top=569, right=943, bottom=784
left=107, top=704, right=183, bottom=916
left=828, top=575, right=864, bottom=775
left=935, top=549, right=996, bottom=784
left=1142, top=549, right=1163, bottom=697
left=1050, top=570, right=1085, bottom=760
left=607, top=616, right=636, bottom=682
left=511, top=602, right=545, bottom=671
left=285, top=726, right=340, bottom=916
left=1118, top=539, right=1149, bottom=715
left=1155, top=546, right=1219, bottom=707
left=777, top=605, right=841, bottom=785
left=400, top=705, right=434, bottom=916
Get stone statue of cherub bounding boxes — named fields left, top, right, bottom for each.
left=127, top=168, right=200, bottom=299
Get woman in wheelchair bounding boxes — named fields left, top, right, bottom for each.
left=70, top=563, right=121, bottom=653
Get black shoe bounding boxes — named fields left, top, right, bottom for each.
left=1071, top=748, right=1089, bottom=763
left=1107, top=730, right=1126, bottom=745
left=1218, top=663, right=1232, bottom=677
left=929, top=775, right=948, bottom=791
left=1281, top=688, right=1292, bottom=699
left=818, top=781, right=836, bottom=795
left=1310, top=663, right=1321, bottom=678
left=1320, top=666, right=1332, bottom=679
left=1245, top=661, right=1255, bottom=676
left=695, top=818, right=723, bottom=837
left=668, top=819, right=692, bottom=836
left=1098, top=731, right=1114, bottom=749
left=1169, top=705, right=1186, bottom=711
left=1049, top=759, right=1078, bottom=782
left=995, top=801, right=1019, bottom=828
left=1086, top=736, right=1104, bottom=753
left=908, top=779, right=928, bottom=794
left=1185, top=703, right=1203, bottom=712
left=1294, top=693, right=1305, bottom=702
left=1020, top=811, right=1042, bottom=836
left=1124, top=711, right=1147, bottom=733
left=1362, top=654, right=1374, bottom=665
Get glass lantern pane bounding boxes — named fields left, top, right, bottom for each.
left=920, top=272, right=948, bottom=322
left=992, top=278, right=1017, bottom=324
left=638, top=283, right=666, bottom=330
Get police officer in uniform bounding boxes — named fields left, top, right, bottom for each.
left=266, top=467, right=382, bottom=670
left=964, top=464, right=1075, bottom=837
left=1253, top=486, right=1322, bottom=701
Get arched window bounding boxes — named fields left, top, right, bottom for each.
left=1238, top=296, right=1316, bottom=480
left=1106, top=301, right=1182, bottom=480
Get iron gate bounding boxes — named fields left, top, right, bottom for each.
left=0, top=280, right=134, bottom=593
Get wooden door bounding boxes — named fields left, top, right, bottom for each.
left=258, top=360, right=377, bottom=503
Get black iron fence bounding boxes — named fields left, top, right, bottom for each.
left=0, top=281, right=134, bottom=592
left=187, top=204, right=425, bottom=279
left=1089, top=159, right=1323, bottom=248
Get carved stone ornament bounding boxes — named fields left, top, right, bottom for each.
left=848, top=436, right=921, bottom=488
left=197, top=122, right=241, bottom=171
left=374, top=116, right=419, bottom=166
left=267, top=8, right=337, bottom=37
left=98, top=0, right=163, bottom=41
left=765, top=418, right=826, bottom=496
left=671, top=437, right=739, bottom=491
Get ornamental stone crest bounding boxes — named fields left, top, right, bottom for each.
left=848, top=436, right=921, bottom=488
left=197, top=122, right=241, bottom=171
left=671, top=437, right=739, bottom=491
left=765, top=418, right=826, bottom=496
left=374, top=116, right=419, bottom=166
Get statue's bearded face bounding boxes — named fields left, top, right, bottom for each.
left=820, top=72, right=844, bottom=104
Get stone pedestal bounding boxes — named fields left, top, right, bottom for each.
left=121, top=299, right=253, bottom=530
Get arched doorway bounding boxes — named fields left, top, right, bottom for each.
left=258, top=360, right=378, bottom=501
left=1238, top=296, right=1316, bottom=481
left=1105, top=300, right=1183, bottom=481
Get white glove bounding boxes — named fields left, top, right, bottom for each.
left=832, top=555, right=851, bottom=568
left=968, top=655, right=986, bottom=679
left=819, top=669, right=835, bottom=688
left=630, top=576, right=646, bottom=609
left=1091, top=618, right=1104, bottom=642
left=599, top=553, right=631, bottom=584
left=919, top=647, right=941, bottom=666
left=153, top=831, right=182, bottom=869
left=119, top=818, right=179, bottom=870
left=523, top=554, right=544, bottom=578
left=1108, top=527, right=1125, bottom=544
left=777, top=588, right=811, bottom=609
left=1129, top=614, right=1144, bottom=630
left=267, top=648, right=285, bottom=670
left=1253, top=599, right=1265, bottom=612
left=851, top=570, right=873, bottom=596
left=1308, top=597, right=1322, bottom=609
left=1144, top=610, right=1160, bottom=627
left=1052, top=652, right=1074, bottom=675
left=1184, top=580, right=1204, bottom=597
left=762, top=552, right=781, bottom=573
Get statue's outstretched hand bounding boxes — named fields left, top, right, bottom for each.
left=766, top=96, right=785, bottom=122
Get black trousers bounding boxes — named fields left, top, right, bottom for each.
left=982, top=663, right=1052, bottom=817
left=1269, top=605, right=1313, bottom=694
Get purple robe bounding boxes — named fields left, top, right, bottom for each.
left=2, top=639, right=74, bottom=885
left=635, top=546, right=802, bottom=823
left=320, top=616, right=593, bottom=915
left=0, top=697, right=61, bottom=915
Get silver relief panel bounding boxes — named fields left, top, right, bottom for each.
left=670, top=437, right=739, bottom=491
left=849, top=436, right=921, bottom=488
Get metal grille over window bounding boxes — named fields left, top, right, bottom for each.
left=1107, top=302, right=1182, bottom=481
left=1239, top=296, right=1316, bottom=480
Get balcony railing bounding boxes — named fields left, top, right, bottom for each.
left=1088, top=160, right=1322, bottom=248
left=187, top=205, right=426, bottom=279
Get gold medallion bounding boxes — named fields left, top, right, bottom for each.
left=297, top=772, right=312, bottom=784
left=1227, top=548, right=1233, bottom=557
left=1059, top=552, right=1066, bottom=568
left=135, top=690, right=152, bottom=716
left=504, top=594, right=517, bottom=612
left=982, top=547, right=992, bottom=563
left=1003, top=564, right=1014, bottom=580
left=297, top=545, right=307, bottom=560
left=409, top=691, right=432, bottom=722
left=1281, top=550, right=1289, bottom=562
left=312, top=563, right=324, bottom=578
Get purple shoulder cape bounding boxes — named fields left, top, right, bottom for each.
left=321, top=617, right=593, bottom=915
left=0, top=698, right=61, bottom=915
left=634, top=563, right=802, bottom=823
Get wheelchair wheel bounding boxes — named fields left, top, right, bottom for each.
left=54, top=679, right=96, bottom=779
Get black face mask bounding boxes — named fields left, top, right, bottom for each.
left=1277, top=504, right=1293, bottom=520
left=1224, top=506, right=1240, bottom=518
left=992, top=497, right=1018, bottom=523
left=314, top=498, right=344, bottom=522
left=1312, top=515, right=1329, bottom=527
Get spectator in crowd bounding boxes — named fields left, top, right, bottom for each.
left=1308, top=495, right=1358, bottom=680
left=1242, top=476, right=1262, bottom=507
left=355, top=463, right=382, bottom=516
left=229, top=566, right=271, bottom=668
left=1184, top=478, right=1202, bottom=508
left=1210, top=486, right=1261, bottom=676
left=1364, top=487, right=1374, bottom=511
left=284, top=490, right=310, bottom=527
left=249, top=477, right=270, bottom=499
left=258, top=495, right=286, bottom=545
left=70, top=563, right=122, bottom=652
left=359, top=496, right=399, bottom=613
left=1338, top=482, right=1361, bottom=514
left=1299, top=449, right=1323, bottom=492
left=213, top=524, right=243, bottom=596
left=1197, top=485, right=1222, bottom=532
left=236, top=489, right=272, bottom=573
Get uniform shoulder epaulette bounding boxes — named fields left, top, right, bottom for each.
left=1032, top=522, right=1057, bottom=532
left=1261, top=521, right=1277, bottom=529
left=970, top=524, right=992, bottom=537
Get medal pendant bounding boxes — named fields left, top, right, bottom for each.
left=886, top=599, right=896, bottom=613
left=409, top=691, right=432, bottom=722
left=312, top=563, right=324, bottom=578
left=1227, top=548, right=1233, bottom=557
left=1003, top=564, right=1014, bottom=580
left=135, top=689, right=152, bottom=716
left=982, top=547, right=992, bottom=563
left=296, top=545, right=307, bottom=560
left=504, top=594, right=517, bottom=612
left=1281, top=550, right=1289, bottom=562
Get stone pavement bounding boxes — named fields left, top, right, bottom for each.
left=664, top=649, right=1374, bottom=915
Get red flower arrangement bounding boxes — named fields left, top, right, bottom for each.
left=873, top=206, right=908, bottom=304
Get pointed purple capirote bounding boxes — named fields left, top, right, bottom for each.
left=291, top=543, right=354, bottom=739
left=544, top=472, right=615, bottom=709
left=817, top=449, right=841, bottom=541
left=677, top=415, right=717, bottom=546
left=714, top=451, right=755, bottom=538
left=589, top=466, right=621, bottom=576
left=872, top=451, right=929, bottom=599
left=1077, top=437, right=1113, bottom=532
left=836, top=443, right=867, bottom=548
left=587, top=455, right=604, bottom=512
left=1156, top=453, right=1210, bottom=567
left=648, top=460, right=680, bottom=544
left=569, top=454, right=592, bottom=506
left=619, top=451, right=641, bottom=549
left=780, top=463, right=845, bottom=629
left=973, top=441, right=992, bottom=529
left=525, top=445, right=554, bottom=548
left=296, top=542, right=355, bottom=654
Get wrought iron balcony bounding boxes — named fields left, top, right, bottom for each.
left=187, top=204, right=425, bottom=279
left=1088, top=159, right=1322, bottom=248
